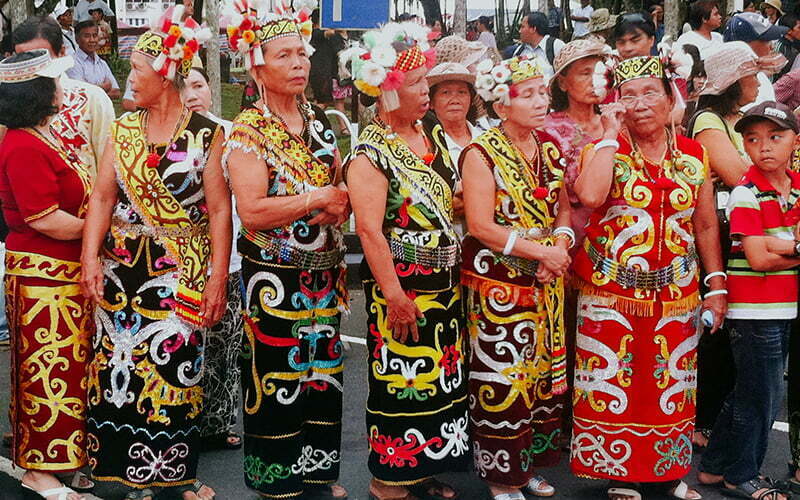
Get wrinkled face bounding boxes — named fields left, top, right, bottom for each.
left=58, top=10, right=73, bottom=29
left=615, top=28, right=654, bottom=60
left=619, top=77, right=672, bottom=136
left=742, top=120, right=798, bottom=172
left=181, top=69, right=212, bottom=113
left=77, top=25, right=99, bottom=53
left=707, top=6, right=722, bottom=29
left=558, top=56, right=603, bottom=105
left=430, top=80, right=471, bottom=125
left=130, top=51, right=171, bottom=107
left=394, top=64, right=430, bottom=121
left=495, top=76, right=549, bottom=130
left=738, top=73, right=760, bottom=107
left=254, top=35, right=310, bottom=97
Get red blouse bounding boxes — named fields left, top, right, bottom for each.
left=0, top=129, right=90, bottom=263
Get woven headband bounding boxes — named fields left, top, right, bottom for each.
left=613, top=56, right=665, bottom=87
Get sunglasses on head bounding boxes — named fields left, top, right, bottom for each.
left=616, top=12, right=649, bottom=25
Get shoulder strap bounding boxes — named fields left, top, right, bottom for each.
left=546, top=36, right=556, bottom=66
left=687, top=108, right=732, bottom=141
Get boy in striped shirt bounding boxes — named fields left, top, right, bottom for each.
left=699, top=101, right=800, bottom=499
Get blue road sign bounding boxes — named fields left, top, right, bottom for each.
left=320, top=0, right=391, bottom=30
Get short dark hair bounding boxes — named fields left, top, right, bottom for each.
left=478, top=16, right=493, bottom=31
left=779, top=14, right=799, bottom=30
left=75, top=19, right=97, bottom=36
left=0, top=52, right=59, bottom=129
left=12, top=16, right=63, bottom=54
left=525, top=12, right=549, bottom=35
left=688, top=0, right=719, bottom=30
left=696, top=81, right=743, bottom=118
left=613, top=12, right=656, bottom=40
left=430, top=82, right=478, bottom=122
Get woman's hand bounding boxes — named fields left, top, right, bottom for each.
left=386, top=290, right=424, bottom=344
left=453, top=182, right=465, bottom=217
left=598, top=102, right=626, bottom=138
left=308, top=186, right=351, bottom=226
left=702, top=294, right=727, bottom=334
left=200, top=273, right=228, bottom=327
left=535, top=267, right=556, bottom=284
left=80, top=256, right=105, bottom=305
left=538, top=245, right=571, bottom=277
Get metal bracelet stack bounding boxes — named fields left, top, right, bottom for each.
left=588, top=244, right=697, bottom=290
left=388, top=238, right=460, bottom=268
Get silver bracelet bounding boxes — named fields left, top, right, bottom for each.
left=595, top=139, right=620, bottom=151
left=703, top=289, right=728, bottom=299
left=503, top=230, right=519, bottom=256
left=703, top=271, right=727, bottom=288
left=553, top=226, right=576, bottom=249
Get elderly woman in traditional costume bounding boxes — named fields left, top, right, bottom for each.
left=345, top=22, right=470, bottom=500
left=80, top=6, right=229, bottom=500
left=0, top=49, right=89, bottom=500
left=571, top=54, right=726, bottom=500
left=460, top=56, right=571, bottom=500
left=223, top=1, right=350, bottom=499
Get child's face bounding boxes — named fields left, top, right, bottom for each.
left=742, top=120, right=799, bottom=173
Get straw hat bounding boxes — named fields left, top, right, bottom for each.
left=762, top=0, right=784, bottom=15
left=435, top=35, right=488, bottom=67
left=550, top=38, right=608, bottom=87
left=0, top=49, right=73, bottom=84
left=426, top=62, right=475, bottom=87
left=588, top=8, right=618, bottom=33
left=699, top=41, right=758, bottom=96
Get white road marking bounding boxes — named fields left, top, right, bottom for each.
left=341, top=334, right=366, bottom=345
left=774, top=421, right=790, bottom=433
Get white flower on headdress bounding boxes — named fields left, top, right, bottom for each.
left=361, top=60, right=387, bottom=87
left=475, top=73, right=495, bottom=91
left=492, top=65, right=511, bottom=84
left=671, top=50, right=694, bottom=79
left=592, top=60, right=609, bottom=98
left=294, top=0, right=317, bottom=11
left=517, top=59, right=535, bottom=73
left=476, top=58, right=494, bottom=74
left=492, top=83, right=510, bottom=104
left=371, top=45, right=397, bottom=68
left=476, top=87, right=494, bottom=102
left=169, top=45, right=184, bottom=59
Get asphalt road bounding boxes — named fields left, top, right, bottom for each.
left=0, top=289, right=795, bottom=499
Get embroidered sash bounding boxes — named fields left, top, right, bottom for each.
left=112, top=111, right=211, bottom=326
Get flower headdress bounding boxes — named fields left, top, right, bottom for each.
left=134, top=5, right=211, bottom=80
left=226, top=0, right=315, bottom=70
left=474, top=55, right=544, bottom=105
left=344, top=22, right=436, bottom=112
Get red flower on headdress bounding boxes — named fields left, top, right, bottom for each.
left=361, top=52, right=371, bottom=60
left=240, top=17, right=253, bottom=31
left=164, top=35, right=178, bottom=48
left=381, top=70, right=405, bottom=91
left=186, top=39, right=199, bottom=53
left=423, top=48, right=436, bottom=69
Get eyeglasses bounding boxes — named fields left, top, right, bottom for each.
left=618, top=91, right=665, bottom=108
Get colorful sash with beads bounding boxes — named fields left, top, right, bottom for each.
left=112, top=111, right=211, bottom=326
left=472, top=127, right=569, bottom=394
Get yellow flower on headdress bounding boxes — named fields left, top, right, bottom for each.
left=298, top=20, right=313, bottom=38
left=242, top=30, right=256, bottom=44
left=169, top=25, right=183, bottom=38
left=355, top=79, right=381, bottom=97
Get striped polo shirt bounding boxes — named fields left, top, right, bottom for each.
left=726, top=166, right=800, bottom=320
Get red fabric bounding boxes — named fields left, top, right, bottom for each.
left=0, top=129, right=86, bottom=262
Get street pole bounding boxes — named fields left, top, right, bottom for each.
left=664, top=0, right=680, bottom=42
left=204, top=0, right=221, bottom=117
left=452, top=0, right=465, bottom=36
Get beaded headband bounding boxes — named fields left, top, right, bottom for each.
left=474, top=55, right=544, bottom=105
left=134, top=5, right=211, bottom=80
left=226, top=0, right=315, bottom=70
left=613, top=56, right=664, bottom=87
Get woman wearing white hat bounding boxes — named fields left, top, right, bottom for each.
left=426, top=62, right=481, bottom=166
left=0, top=49, right=89, bottom=500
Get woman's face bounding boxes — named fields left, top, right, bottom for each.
left=558, top=56, right=603, bottom=106
left=253, top=35, right=310, bottom=97
left=430, top=80, right=471, bottom=126
left=498, top=76, right=549, bottom=130
left=737, top=73, right=760, bottom=107
left=181, top=69, right=212, bottom=113
left=129, top=51, right=170, bottom=108
left=615, top=28, right=655, bottom=60
left=619, top=77, right=672, bottom=137
left=393, top=64, right=430, bottom=122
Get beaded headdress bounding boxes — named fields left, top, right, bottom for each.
left=226, top=0, right=315, bottom=70
left=0, top=49, right=73, bottom=83
left=341, top=22, right=436, bottom=112
left=474, top=55, right=544, bottom=105
left=133, top=5, right=211, bottom=80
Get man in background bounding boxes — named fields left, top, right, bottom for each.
left=67, top=20, right=120, bottom=99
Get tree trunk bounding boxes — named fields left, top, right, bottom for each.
left=521, top=0, right=530, bottom=16
left=10, top=0, right=33, bottom=28
left=417, top=0, right=442, bottom=27
left=664, top=0, right=680, bottom=42
left=538, top=0, right=548, bottom=13
left=497, top=0, right=505, bottom=41
left=452, top=0, right=466, bottom=37
left=204, top=0, right=222, bottom=117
